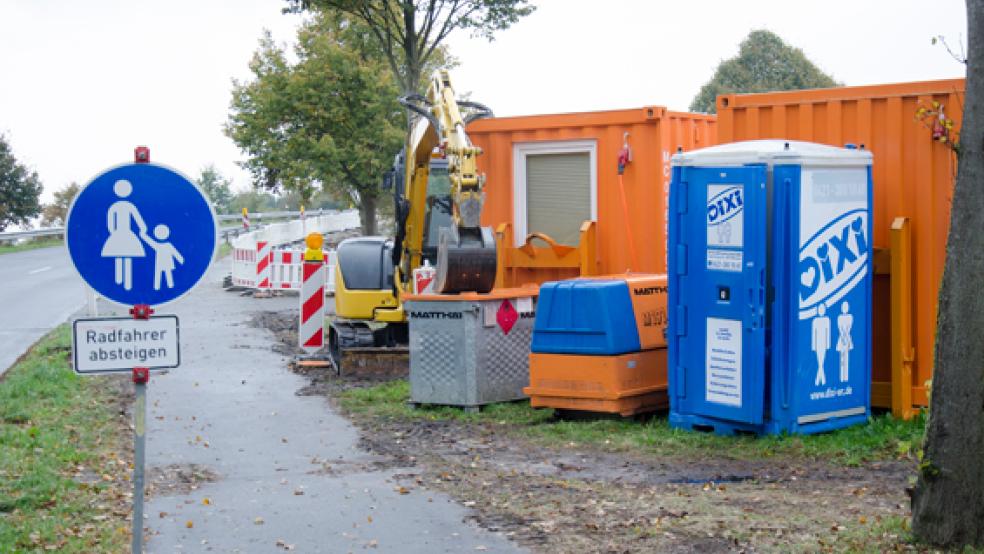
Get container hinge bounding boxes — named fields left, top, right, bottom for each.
left=676, top=182, right=688, bottom=214
left=674, top=306, right=686, bottom=336
left=675, top=244, right=687, bottom=275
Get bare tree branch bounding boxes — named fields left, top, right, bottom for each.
left=934, top=34, right=969, bottom=64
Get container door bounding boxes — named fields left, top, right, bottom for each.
left=674, top=165, right=768, bottom=424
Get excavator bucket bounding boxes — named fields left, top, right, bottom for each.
left=434, top=225, right=497, bottom=294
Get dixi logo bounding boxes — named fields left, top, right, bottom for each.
left=707, top=186, right=743, bottom=225
left=798, top=210, right=868, bottom=319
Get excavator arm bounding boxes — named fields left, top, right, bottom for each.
left=395, top=70, right=497, bottom=294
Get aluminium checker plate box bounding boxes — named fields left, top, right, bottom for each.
left=406, top=296, right=535, bottom=410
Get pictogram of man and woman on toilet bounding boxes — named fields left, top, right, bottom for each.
left=99, top=179, right=184, bottom=291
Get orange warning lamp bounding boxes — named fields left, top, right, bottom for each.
left=304, top=232, right=324, bottom=262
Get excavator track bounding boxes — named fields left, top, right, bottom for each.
left=328, top=319, right=409, bottom=379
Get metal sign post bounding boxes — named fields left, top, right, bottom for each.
left=65, top=146, right=217, bottom=553
left=129, top=303, right=152, bottom=553
left=131, top=366, right=148, bottom=552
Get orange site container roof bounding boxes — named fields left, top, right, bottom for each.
left=467, top=105, right=716, bottom=280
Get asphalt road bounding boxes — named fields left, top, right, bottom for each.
left=0, top=246, right=87, bottom=376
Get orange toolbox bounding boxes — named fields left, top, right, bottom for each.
left=524, top=274, right=668, bottom=416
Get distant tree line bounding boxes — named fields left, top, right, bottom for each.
left=0, top=133, right=42, bottom=231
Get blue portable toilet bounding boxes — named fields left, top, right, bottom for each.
left=667, top=140, right=873, bottom=435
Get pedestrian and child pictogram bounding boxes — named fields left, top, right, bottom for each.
left=66, top=162, right=218, bottom=307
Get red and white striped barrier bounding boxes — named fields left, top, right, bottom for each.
left=299, top=257, right=326, bottom=353
left=231, top=247, right=337, bottom=294
left=256, top=241, right=272, bottom=289
left=230, top=247, right=258, bottom=288
left=270, top=250, right=303, bottom=290
left=228, top=209, right=358, bottom=293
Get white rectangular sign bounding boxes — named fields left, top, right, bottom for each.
left=72, top=316, right=180, bottom=374
left=705, top=317, right=742, bottom=407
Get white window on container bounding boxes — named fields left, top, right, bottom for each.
left=512, top=140, right=597, bottom=246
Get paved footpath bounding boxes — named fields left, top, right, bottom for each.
left=122, top=265, right=523, bottom=553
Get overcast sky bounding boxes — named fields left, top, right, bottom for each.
left=0, top=0, right=968, bottom=212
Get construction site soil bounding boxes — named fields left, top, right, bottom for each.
left=255, top=310, right=916, bottom=553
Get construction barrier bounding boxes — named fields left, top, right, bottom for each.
left=229, top=210, right=358, bottom=293
left=233, top=247, right=338, bottom=294
left=257, top=241, right=272, bottom=289
left=270, top=249, right=338, bottom=293
left=299, top=256, right=326, bottom=353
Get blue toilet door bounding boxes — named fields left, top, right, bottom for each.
left=675, top=165, right=768, bottom=425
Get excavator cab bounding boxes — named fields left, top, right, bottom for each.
left=421, top=161, right=453, bottom=265
left=388, top=153, right=454, bottom=272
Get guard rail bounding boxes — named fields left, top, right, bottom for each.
left=0, top=210, right=333, bottom=244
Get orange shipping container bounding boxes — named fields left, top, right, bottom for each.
left=716, top=78, right=965, bottom=415
left=467, top=107, right=716, bottom=284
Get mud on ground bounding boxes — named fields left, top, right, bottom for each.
left=257, top=310, right=916, bottom=553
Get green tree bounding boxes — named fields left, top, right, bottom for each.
left=285, top=0, right=534, bottom=98
left=196, top=165, right=234, bottom=214
left=227, top=14, right=404, bottom=235
left=0, top=134, right=42, bottom=231
left=689, top=30, right=840, bottom=114
left=911, top=0, right=984, bottom=547
left=228, top=188, right=279, bottom=214
left=40, top=181, right=80, bottom=227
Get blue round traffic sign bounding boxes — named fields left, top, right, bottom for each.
left=66, top=163, right=218, bottom=307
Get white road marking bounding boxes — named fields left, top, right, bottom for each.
left=28, top=266, right=52, bottom=275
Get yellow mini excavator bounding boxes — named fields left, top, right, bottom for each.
left=328, top=70, right=497, bottom=364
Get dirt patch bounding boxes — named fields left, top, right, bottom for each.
left=252, top=311, right=915, bottom=552
left=249, top=310, right=301, bottom=357
left=344, top=413, right=912, bottom=553
left=255, top=310, right=403, bottom=396
left=146, top=464, right=221, bottom=498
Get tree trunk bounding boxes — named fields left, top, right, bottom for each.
left=359, top=194, right=378, bottom=236
left=911, top=0, right=984, bottom=547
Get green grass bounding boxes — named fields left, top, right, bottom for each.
left=0, top=326, right=129, bottom=552
left=820, top=515, right=913, bottom=553
left=339, top=380, right=925, bottom=466
left=339, top=379, right=554, bottom=426
left=0, top=238, right=63, bottom=255
left=216, top=242, right=232, bottom=259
